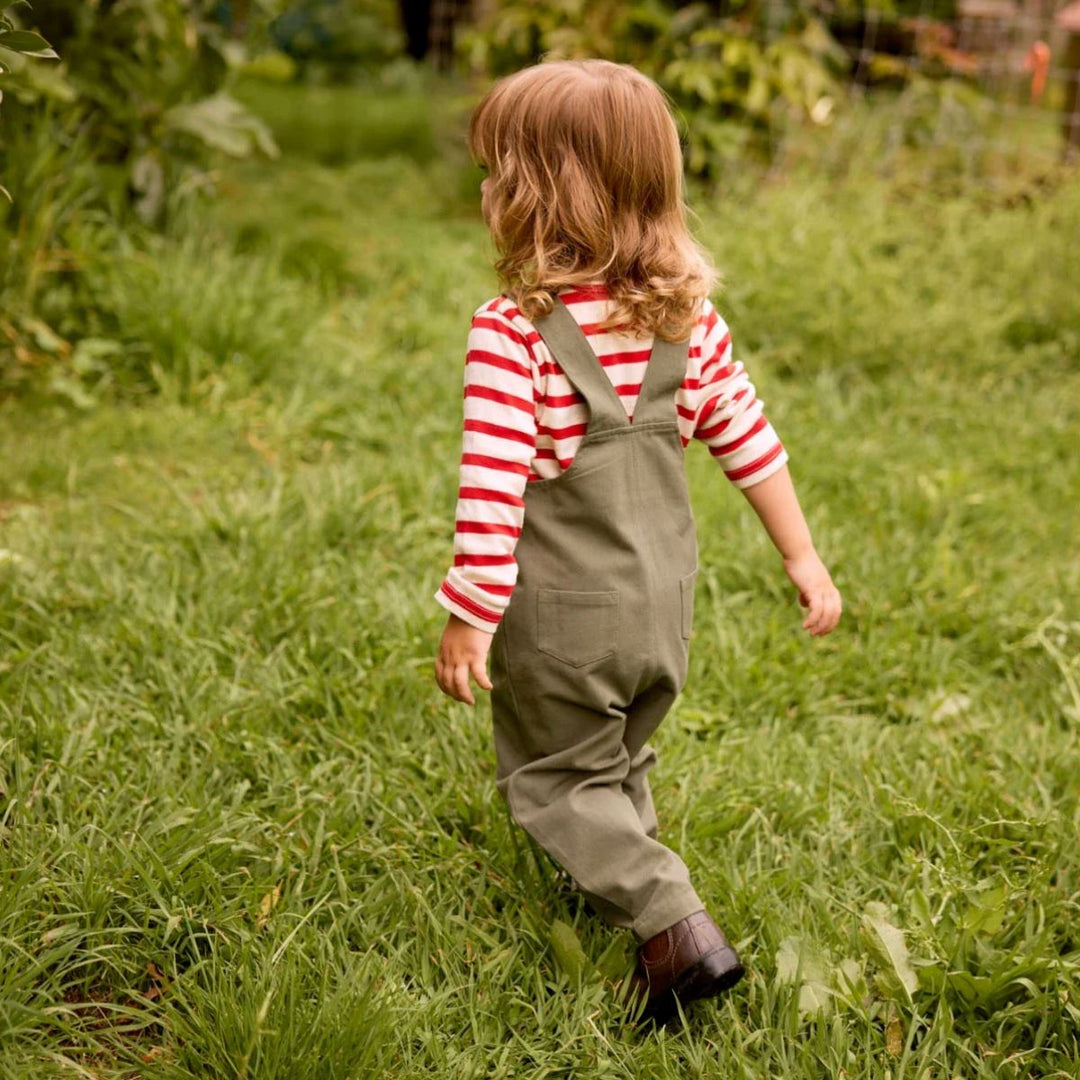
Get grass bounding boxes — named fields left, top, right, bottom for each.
left=1, top=83, right=1079, bottom=1078
left=228, top=78, right=448, bottom=166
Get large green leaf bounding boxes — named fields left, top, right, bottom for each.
left=775, top=935, right=833, bottom=1018
left=164, top=93, right=279, bottom=160
left=549, top=919, right=593, bottom=982
left=860, top=903, right=919, bottom=1004
left=0, top=28, right=56, bottom=57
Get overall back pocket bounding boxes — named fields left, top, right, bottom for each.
left=537, top=589, right=620, bottom=667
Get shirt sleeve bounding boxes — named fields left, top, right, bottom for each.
left=691, top=301, right=788, bottom=488
left=434, top=301, right=537, bottom=631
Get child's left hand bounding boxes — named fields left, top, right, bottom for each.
left=435, top=613, right=494, bottom=705
left=782, top=550, right=842, bottom=637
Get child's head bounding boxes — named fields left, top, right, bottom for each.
left=469, top=59, right=717, bottom=341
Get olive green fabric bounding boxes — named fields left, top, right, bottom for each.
left=489, top=295, right=705, bottom=942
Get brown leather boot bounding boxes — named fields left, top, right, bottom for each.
left=626, top=910, right=744, bottom=1024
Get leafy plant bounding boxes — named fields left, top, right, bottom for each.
left=0, top=0, right=283, bottom=401
left=15, top=0, right=279, bottom=222
left=0, top=0, right=56, bottom=198
left=460, top=0, right=851, bottom=179
left=0, top=2, right=54, bottom=64
left=269, top=0, right=403, bottom=81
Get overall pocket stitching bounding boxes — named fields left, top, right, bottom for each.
left=679, top=570, right=697, bottom=641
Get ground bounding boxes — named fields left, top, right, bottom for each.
left=1, top=84, right=1079, bottom=1078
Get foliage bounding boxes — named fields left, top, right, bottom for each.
left=0, top=0, right=284, bottom=398
left=0, top=1, right=55, bottom=71
left=0, top=100, right=107, bottom=401
left=0, top=0, right=56, bottom=197
left=462, top=0, right=995, bottom=179
left=461, top=0, right=851, bottom=178
left=8, top=0, right=279, bottom=222
left=1, top=131, right=1079, bottom=1074
left=268, top=0, right=403, bottom=81
left=0, top=200, right=326, bottom=406
left=231, top=78, right=440, bottom=165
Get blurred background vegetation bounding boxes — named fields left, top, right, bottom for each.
left=2, top=4, right=1079, bottom=1076
left=1, top=0, right=1077, bottom=406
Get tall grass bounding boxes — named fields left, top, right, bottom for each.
left=1, top=85, right=1078, bottom=1078
left=229, top=79, right=444, bottom=166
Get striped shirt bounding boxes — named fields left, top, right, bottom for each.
left=436, top=284, right=788, bottom=632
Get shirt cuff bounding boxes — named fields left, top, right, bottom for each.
left=727, top=444, right=789, bottom=490
left=435, top=580, right=501, bottom=633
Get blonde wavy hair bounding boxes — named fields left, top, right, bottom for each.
left=468, top=58, right=719, bottom=342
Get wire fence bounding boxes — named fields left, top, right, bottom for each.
left=892, top=6, right=1074, bottom=140
left=762, top=0, right=1080, bottom=182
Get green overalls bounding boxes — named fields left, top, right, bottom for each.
left=489, top=295, right=705, bottom=943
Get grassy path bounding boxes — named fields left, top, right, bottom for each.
left=2, top=121, right=1079, bottom=1077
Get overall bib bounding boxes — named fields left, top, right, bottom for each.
left=489, top=295, right=705, bottom=942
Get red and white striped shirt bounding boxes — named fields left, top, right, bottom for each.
left=436, top=284, right=788, bottom=632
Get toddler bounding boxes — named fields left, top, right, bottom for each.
left=433, top=59, right=841, bottom=1025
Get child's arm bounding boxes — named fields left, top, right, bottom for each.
left=687, top=303, right=840, bottom=636
left=740, top=465, right=842, bottom=637
left=434, top=301, right=536, bottom=704
left=435, top=303, right=536, bottom=634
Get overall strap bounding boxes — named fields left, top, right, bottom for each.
left=532, top=295, right=630, bottom=435
left=631, top=330, right=691, bottom=426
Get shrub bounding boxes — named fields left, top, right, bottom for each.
left=460, top=0, right=851, bottom=180
left=0, top=0, right=281, bottom=400
left=11, top=0, right=279, bottom=223
left=269, top=0, right=403, bottom=81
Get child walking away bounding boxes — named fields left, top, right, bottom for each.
left=434, top=59, right=842, bottom=1026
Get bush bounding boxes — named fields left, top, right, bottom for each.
left=0, top=0, right=281, bottom=400
left=269, top=0, right=403, bottom=81
left=9, top=0, right=278, bottom=222
left=461, top=0, right=851, bottom=180
left=2, top=216, right=324, bottom=408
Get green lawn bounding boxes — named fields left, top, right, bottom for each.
left=1, top=87, right=1079, bottom=1078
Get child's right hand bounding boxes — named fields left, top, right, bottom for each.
left=782, top=550, right=842, bottom=637
left=435, top=613, right=494, bottom=706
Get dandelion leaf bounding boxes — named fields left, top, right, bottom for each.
left=860, top=902, right=918, bottom=1004
left=549, top=919, right=592, bottom=982
left=775, top=935, right=833, bottom=1017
